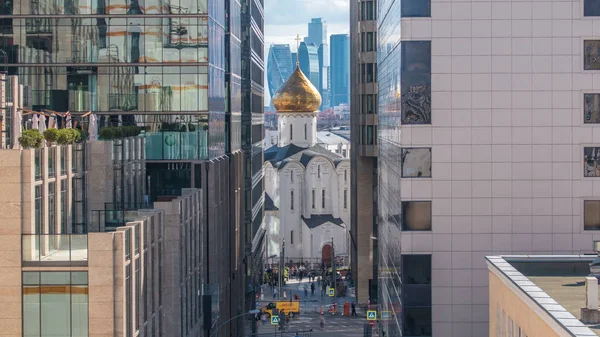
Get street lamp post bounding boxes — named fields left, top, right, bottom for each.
left=208, top=309, right=261, bottom=337
left=331, top=237, right=335, bottom=298
left=279, top=238, right=285, bottom=300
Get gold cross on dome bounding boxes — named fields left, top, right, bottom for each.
left=294, top=34, right=302, bottom=65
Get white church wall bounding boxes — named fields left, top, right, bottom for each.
left=264, top=163, right=279, bottom=206
left=335, top=161, right=351, bottom=225
left=278, top=162, right=304, bottom=259
left=304, top=222, right=348, bottom=258
left=303, top=157, right=339, bottom=218
left=278, top=113, right=317, bottom=147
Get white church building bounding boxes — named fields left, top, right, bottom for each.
left=264, top=64, right=351, bottom=266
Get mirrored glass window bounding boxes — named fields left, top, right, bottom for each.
left=584, top=147, right=600, bottom=177
left=401, top=201, right=432, bottom=231
left=402, top=0, right=431, bottom=17
left=401, top=41, right=431, bottom=124
left=585, top=40, right=600, bottom=70
left=402, top=148, right=432, bottom=178
left=585, top=93, right=600, bottom=123
left=585, top=200, right=600, bottom=230
left=585, top=0, right=600, bottom=16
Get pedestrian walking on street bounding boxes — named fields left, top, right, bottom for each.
left=319, top=313, right=326, bottom=330
left=351, top=301, right=357, bottom=316
left=273, top=287, right=277, bottom=299
left=311, top=282, right=315, bottom=296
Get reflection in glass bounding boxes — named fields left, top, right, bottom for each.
left=402, top=0, right=431, bottom=17
left=584, top=200, right=600, bottom=230
left=23, top=272, right=88, bottom=337
left=584, top=147, right=600, bottom=177
left=401, top=148, right=431, bottom=177
left=585, top=40, right=600, bottom=70
left=401, top=201, right=432, bottom=231
left=585, top=0, right=600, bottom=16
left=401, top=41, right=431, bottom=124
left=585, top=94, right=600, bottom=123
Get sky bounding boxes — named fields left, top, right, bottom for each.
left=264, top=0, right=350, bottom=104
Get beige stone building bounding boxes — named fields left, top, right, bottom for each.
left=0, top=137, right=204, bottom=337
left=487, top=255, right=600, bottom=337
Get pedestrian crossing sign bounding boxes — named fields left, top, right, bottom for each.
left=271, top=316, right=280, bottom=325
left=367, top=310, right=377, bottom=321
left=381, top=311, right=392, bottom=320
left=328, top=287, right=335, bottom=296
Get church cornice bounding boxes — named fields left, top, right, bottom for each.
left=278, top=112, right=317, bottom=118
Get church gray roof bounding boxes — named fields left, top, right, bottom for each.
left=301, top=215, right=345, bottom=229
left=265, top=143, right=347, bottom=169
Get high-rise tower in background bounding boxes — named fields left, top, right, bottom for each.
left=350, top=0, right=378, bottom=306
left=377, top=0, right=600, bottom=336
left=267, top=44, right=294, bottom=100
left=317, top=43, right=331, bottom=110
left=305, top=17, right=327, bottom=46
left=330, top=34, right=350, bottom=107
left=298, top=42, right=320, bottom=91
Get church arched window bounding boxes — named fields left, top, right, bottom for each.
left=304, top=124, right=307, bottom=139
left=291, top=190, right=294, bottom=210
left=290, top=124, right=293, bottom=140
left=318, top=165, right=321, bottom=178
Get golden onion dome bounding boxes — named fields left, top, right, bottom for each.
left=272, top=65, right=322, bottom=113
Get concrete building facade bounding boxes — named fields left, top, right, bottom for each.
left=350, top=0, right=378, bottom=304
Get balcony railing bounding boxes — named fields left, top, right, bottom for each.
left=22, top=234, right=88, bottom=263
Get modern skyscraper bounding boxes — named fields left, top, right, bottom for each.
left=330, top=34, right=350, bottom=107
left=240, top=0, right=266, bottom=331
left=0, top=0, right=248, bottom=334
left=298, top=42, right=320, bottom=92
left=377, top=0, right=600, bottom=336
left=267, top=44, right=294, bottom=99
left=305, top=18, right=327, bottom=46
left=317, top=43, right=330, bottom=110
left=350, top=0, right=378, bottom=306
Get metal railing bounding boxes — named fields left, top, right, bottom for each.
left=22, top=234, right=88, bottom=263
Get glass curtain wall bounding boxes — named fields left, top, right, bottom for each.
left=23, top=271, right=89, bottom=337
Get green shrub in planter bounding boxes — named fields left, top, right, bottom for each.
left=99, top=127, right=117, bottom=140
left=56, top=128, right=80, bottom=145
left=19, top=129, right=44, bottom=149
left=43, top=128, right=60, bottom=144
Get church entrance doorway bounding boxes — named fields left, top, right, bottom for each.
left=321, top=244, right=332, bottom=266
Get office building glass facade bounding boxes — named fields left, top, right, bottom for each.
left=23, top=271, right=89, bottom=337
left=378, top=1, right=432, bottom=336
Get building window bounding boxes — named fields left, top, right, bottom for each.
left=585, top=40, right=600, bottom=70
left=35, top=185, right=42, bottom=234
left=60, top=180, right=67, bottom=233
left=291, top=171, right=294, bottom=183
left=402, top=0, right=431, bottom=17
left=585, top=147, right=600, bottom=177
left=585, top=94, right=600, bottom=123
left=23, top=271, right=89, bottom=337
left=360, top=0, right=375, bottom=21
left=402, top=148, right=432, bottom=178
left=290, top=230, right=294, bottom=245
left=344, top=189, right=347, bottom=209
left=362, top=126, right=376, bottom=145
left=312, top=189, right=316, bottom=209
left=344, top=169, right=347, bottom=182
left=361, top=32, right=376, bottom=52
left=363, top=94, right=377, bottom=114
left=318, top=165, right=321, bottom=178
left=322, top=189, right=326, bottom=208
left=48, top=182, right=55, bottom=234
left=304, top=124, right=307, bottom=139
left=60, top=146, right=67, bottom=175
left=48, top=147, right=56, bottom=178
left=585, top=200, right=600, bottom=230
left=402, top=41, right=432, bottom=124
left=290, top=124, right=293, bottom=140
left=402, top=201, right=432, bottom=231
left=291, top=190, right=294, bottom=210
left=35, top=149, right=42, bottom=181
left=401, top=255, right=432, bottom=336
left=585, top=0, right=600, bottom=16
left=361, top=63, right=376, bottom=83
